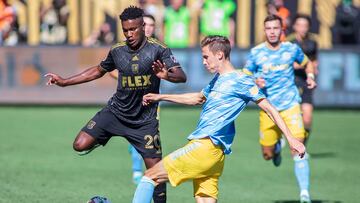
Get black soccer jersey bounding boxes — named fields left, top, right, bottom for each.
left=100, top=37, right=180, bottom=125
left=287, top=33, right=318, bottom=80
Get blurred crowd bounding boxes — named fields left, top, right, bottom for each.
left=1, top=0, right=360, bottom=47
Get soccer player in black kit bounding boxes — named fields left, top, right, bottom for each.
left=45, top=6, right=186, bottom=203
left=287, top=14, right=318, bottom=141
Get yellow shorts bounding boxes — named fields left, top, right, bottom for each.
left=259, top=104, right=306, bottom=146
left=163, top=138, right=225, bottom=199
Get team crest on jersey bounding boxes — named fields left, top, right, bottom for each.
left=281, top=52, right=292, bottom=61
left=132, top=64, right=139, bottom=74
left=87, top=120, right=96, bottom=129
left=170, top=55, right=178, bottom=63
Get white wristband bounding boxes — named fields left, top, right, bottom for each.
left=307, top=73, right=315, bottom=80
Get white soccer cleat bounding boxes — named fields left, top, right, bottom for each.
left=300, top=190, right=311, bottom=203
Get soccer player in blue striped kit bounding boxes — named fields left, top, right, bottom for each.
left=244, top=15, right=317, bottom=203
left=132, top=35, right=306, bottom=203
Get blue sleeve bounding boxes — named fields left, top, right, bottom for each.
left=202, top=74, right=218, bottom=98
left=243, top=51, right=257, bottom=75
left=236, top=75, right=265, bottom=102
left=294, top=44, right=308, bottom=66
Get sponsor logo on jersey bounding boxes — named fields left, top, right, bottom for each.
left=121, top=75, right=152, bottom=89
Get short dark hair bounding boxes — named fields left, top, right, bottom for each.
left=119, top=6, right=144, bottom=21
left=264, top=14, right=283, bottom=27
left=201, top=35, right=231, bottom=59
left=143, top=14, right=155, bottom=22
left=293, top=13, right=312, bottom=26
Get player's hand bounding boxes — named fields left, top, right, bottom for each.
left=152, top=60, right=169, bottom=80
left=287, top=137, right=306, bottom=158
left=306, top=77, right=317, bottom=89
left=143, top=93, right=161, bottom=106
left=44, top=73, right=66, bottom=87
left=255, top=77, right=266, bottom=88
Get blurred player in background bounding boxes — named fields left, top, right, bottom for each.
left=0, top=0, right=16, bottom=45
left=144, top=14, right=156, bottom=38
left=132, top=35, right=306, bottom=203
left=266, top=0, right=290, bottom=41
left=45, top=6, right=186, bottom=203
left=287, top=14, right=318, bottom=143
left=110, top=13, right=157, bottom=185
left=244, top=15, right=316, bottom=203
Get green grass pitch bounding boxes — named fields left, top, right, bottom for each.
left=0, top=106, right=359, bottom=202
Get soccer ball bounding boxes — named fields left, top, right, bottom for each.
left=87, top=196, right=111, bottom=203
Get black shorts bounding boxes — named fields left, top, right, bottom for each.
left=295, top=77, right=313, bottom=104
left=81, top=106, right=162, bottom=158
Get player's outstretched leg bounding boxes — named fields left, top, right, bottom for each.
left=294, top=153, right=311, bottom=203
left=144, top=157, right=166, bottom=203
left=133, top=160, right=168, bottom=203
left=129, top=145, right=143, bottom=184
left=73, top=131, right=100, bottom=155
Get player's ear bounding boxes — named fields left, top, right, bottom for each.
left=216, top=51, right=224, bottom=60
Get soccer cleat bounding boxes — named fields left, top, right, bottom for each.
left=77, top=143, right=100, bottom=156
left=272, top=140, right=282, bottom=167
left=132, top=171, right=143, bottom=185
left=300, top=190, right=311, bottom=203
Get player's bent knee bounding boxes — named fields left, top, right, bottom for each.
left=263, top=151, right=274, bottom=160
left=73, top=131, right=96, bottom=152
left=72, top=141, right=88, bottom=152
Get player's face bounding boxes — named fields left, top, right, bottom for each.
left=201, top=46, right=220, bottom=74
left=264, top=20, right=282, bottom=45
left=143, top=17, right=155, bottom=37
left=293, top=18, right=310, bottom=38
left=122, top=17, right=145, bottom=49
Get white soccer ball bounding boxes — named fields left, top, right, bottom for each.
left=87, top=196, right=111, bottom=203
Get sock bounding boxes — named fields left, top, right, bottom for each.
left=130, top=145, right=143, bottom=172
left=293, top=153, right=310, bottom=192
left=132, top=176, right=155, bottom=203
left=274, top=140, right=282, bottom=154
left=153, top=182, right=167, bottom=203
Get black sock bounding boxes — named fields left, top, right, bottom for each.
left=153, top=182, right=166, bottom=203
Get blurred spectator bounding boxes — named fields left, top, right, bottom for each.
left=333, top=0, right=360, bottom=45
left=163, top=0, right=191, bottom=48
left=40, top=0, right=69, bottom=45
left=144, top=14, right=156, bottom=38
left=0, top=0, right=16, bottom=46
left=266, top=0, right=290, bottom=40
left=140, top=0, right=165, bottom=40
left=82, top=22, right=115, bottom=47
left=200, top=0, right=236, bottom=46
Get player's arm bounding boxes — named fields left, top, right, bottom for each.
left=295, top=45, right=317, bottom=89
left=143, top=92, right=205, bottom=106
left=109, top=70, right=118, bottom=79
left=45, top=65, right=106, bottom=87
left=256, top=98, right=306, bottom=157
left=152, top=60, right=187, bottom=83
left=302, top=58, right=317, bottom=89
